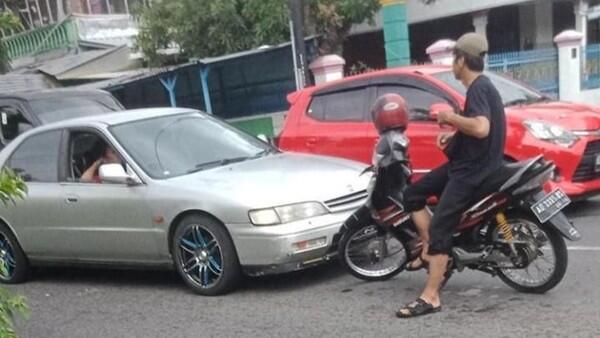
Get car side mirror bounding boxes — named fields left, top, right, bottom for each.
left=99, top=164, right=141, bottom=185
left=429, top=102, right=454, bottom=122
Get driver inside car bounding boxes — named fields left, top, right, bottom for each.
left=80, top=143, right=122, bottom=183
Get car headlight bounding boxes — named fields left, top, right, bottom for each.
left=249, top=202, right=329, bottom=226
left=523, top=120, right=579, bottom=148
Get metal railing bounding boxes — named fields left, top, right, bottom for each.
left=583, top=43, right=600, bottom=90
left=488, top=48, right=559, bottom=97
left=1, top=19, right=78, bottom=60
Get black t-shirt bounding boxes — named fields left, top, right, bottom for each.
left=444, top=75, right=506, bottom=182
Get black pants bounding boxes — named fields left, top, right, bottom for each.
left=404, top=163, right=483, bottom=255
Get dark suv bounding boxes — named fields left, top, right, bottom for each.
left=0, top=88, right=123, bottom=147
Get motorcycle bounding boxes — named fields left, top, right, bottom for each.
left=337, top=128, right=581, bottom=293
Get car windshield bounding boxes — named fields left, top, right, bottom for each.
left=30, top=94, right=123, bottom=123
left=433, top=71, right=549, bottom=107
left=110, top=112, right=273, bottom=179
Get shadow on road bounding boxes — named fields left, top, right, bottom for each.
left=27, top=261, right=348, bottom=294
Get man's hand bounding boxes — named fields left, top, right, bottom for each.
left=436, top=131, right=454, bottom=150
left=437, top=110, right=456, bottom=126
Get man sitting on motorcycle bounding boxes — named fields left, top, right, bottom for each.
left=395, top=32, right=506, bottom=318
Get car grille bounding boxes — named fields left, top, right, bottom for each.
left=573, top=140, right=600, bottom=182
left=324, top=190, right=368, bottom=213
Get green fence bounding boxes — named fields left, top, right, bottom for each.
left=2, top=19, right=78, bottom=60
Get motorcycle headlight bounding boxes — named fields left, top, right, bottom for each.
left=523, top=120, right=579, bottom=148
left=249, top=202, right=329, bottom=226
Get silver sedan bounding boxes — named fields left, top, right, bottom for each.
left=0, top=108, right=368, bottom=295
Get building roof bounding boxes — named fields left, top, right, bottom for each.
left=0, top=74, right=58, bottom=93
left=0, top=88, right=115, bottom=101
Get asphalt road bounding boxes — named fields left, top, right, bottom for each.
left=7, top=198, right=600, bottom=338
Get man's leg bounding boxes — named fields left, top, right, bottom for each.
left=398, top=178, right=475, bottom=317
left=404, top=165, right=448, bottom=267
left=419, top=178, right=475, bottom=307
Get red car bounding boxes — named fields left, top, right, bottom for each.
left=278, top=65, right=600, bottom=200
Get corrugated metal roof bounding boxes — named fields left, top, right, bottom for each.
left=0, top=74, right=58, bottom=93
left=37, top=45, right=128, bottom=77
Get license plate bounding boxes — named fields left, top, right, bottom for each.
left=595, top=154, right=600, bottom=173
left=531, top=189, right=571, bottom=223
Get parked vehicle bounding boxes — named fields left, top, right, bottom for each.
left=0, top=89, right=123, bottom=147
left=278, top=65, right=600, bottom=200
left=0, top=108, right=369, bottom=295
left=337, top=126, right=581, bottom=293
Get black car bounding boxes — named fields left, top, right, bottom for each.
left=0, top=89, right=123, bottom=147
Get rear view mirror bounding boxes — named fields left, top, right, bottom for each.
left=429, top=103, right=454, bottom=121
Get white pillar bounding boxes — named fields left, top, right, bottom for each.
left=535, top=0, right=554, bottom=48
left=309, top=55, right=346, bottom=85
left=472, top=11, right=488, bottom=37
left=554, top=30, right=584, bottom=102
left=426, top=39, right=456, bottom=66
left=575, top=0, right=589, bottom=47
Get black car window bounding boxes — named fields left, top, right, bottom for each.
left=308, top=88, right=367, bottom=122
left=375, top=85, right=448, bottom=122
left=6, top=130, right=62, bottom=182
left=0, top=105, right=32, bottom=145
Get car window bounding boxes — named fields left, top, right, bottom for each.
left=0, top=106, right=32, bottom=145
left=433, top=71, right=542, bottom=106
left=375, top=85, right=446, bottom=122
left=308, top=88, right=367, bottom=121
left=29, top=94, right=123, bottom=124
left=6, top=130, right=61, bottom=182
left=110, top=113, right=271, bottom=179
left=67, top=131, right=124, bottom=183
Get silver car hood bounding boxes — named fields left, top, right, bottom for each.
left=164, top=153, right=369, bottom=209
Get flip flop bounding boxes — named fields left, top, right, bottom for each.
left=395, top=298, right=441, bottom=318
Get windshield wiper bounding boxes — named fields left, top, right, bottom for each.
left=188, top=156, right=251, bottom=173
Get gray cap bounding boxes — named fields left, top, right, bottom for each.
left=455, top=32, right=489, bottom=57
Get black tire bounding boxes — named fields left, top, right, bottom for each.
left=338, top=224, right=408, bottom=282
left=0, top=222, right=29, bottom=284
left=172, top=214, right=241, bottom=296
left=496, top=214, right=568, bottom=294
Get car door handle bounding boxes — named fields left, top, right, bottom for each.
left=65, top=195, right=79, bottom=204
left=305, top=137, right=317, bottom=147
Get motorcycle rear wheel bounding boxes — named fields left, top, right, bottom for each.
left=496, top=214, right=568, bottom=294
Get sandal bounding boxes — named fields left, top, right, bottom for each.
left=395, top=298, right=441, bottom=318
left=406, top=257, right=429, bottom=272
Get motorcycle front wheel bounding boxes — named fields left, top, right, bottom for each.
left=338, top=224, right=409, bottom=281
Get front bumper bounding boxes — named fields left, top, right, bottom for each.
left=227, top=211, right=354, bottom=276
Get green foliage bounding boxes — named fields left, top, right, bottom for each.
left=0, top=285, right=28, bottom=338
left=0, top=11, right=23, bottom=74
left=307, top=0, right=380, bottom=54
left=0, top=169, right=26, bottom=207
left=0, top=168, right=28, bottom=338
left=135, top=0, right=380, bottom=66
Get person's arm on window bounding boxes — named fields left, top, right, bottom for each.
left=80, top=159, right=103, bottom=183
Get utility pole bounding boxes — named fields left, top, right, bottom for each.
left=288, top=0, right=310, bottom=89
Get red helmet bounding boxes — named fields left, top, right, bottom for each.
left=370, top=93, right=409, bottom=133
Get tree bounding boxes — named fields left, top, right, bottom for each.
left=0, top=168, right=28, bottom=338
left=135, top=0, right=290, bottom=66
left=0, top=10, right=23, bottom=74
left=307, top=0, right=380, bottom=55
left=135, top=0, right=380, bottom=66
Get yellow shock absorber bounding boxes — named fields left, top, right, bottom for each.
left=496, top=212, right=514, bottom=241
